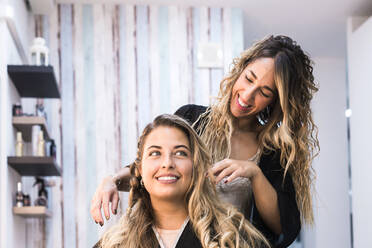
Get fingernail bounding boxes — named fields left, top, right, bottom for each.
left=106, top=216, right=109, bottom=220
left=224, top=179, right=228, bottom=184
left=100, top=222, right=103, bottom=226
left=95, top=221, right=98, bottom=224
left=113, top=209, right=117, bottom=215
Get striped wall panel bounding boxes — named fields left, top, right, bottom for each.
left=47, top=5, right=63, bottom=248
left=39, top=4, right=243, bottom=247
left=60, top=4, right=77, bottom=248
left=197, top=7, right=211, bottom=106
left=149, top=6, right=161, bottom=119
left=76, top=4, right=89, bottom=247
left=158, top=6, right=171, bottom=114
left=210, top=7, right=224, bottom=100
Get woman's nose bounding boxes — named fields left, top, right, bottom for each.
left=161, top=154, right=175, bottom=169
left=241, top=86, right=256, bottom=104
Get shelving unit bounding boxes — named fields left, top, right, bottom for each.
left=8, top=156, right=62, bottom=176
left=7, top=64, right=61, bottom=219
left=13, top=206, right=51, bottom=218
left=7, top=65, right=60, bottom=98
left=12, top=116, right=50, bottom=142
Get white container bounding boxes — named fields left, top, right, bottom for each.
left=30, top=37, right=49, bottom=66
left=37, top=131, right=45, bottom=157
left=15, top=132, right=24, bottom=156
left=32, top=125, right=41, bottom=156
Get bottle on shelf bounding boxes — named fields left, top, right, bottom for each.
left=23, top=194, right=31, bottom=206
left=37, top=131, right=45, bottom=157
left=15, top=182, right=24, bottom=207
left=15, top=132, right=24, bottom=157
left=12, top=102, right=22, bottom=116
left=49, top=139, right=56, bottom=159
left=33, top=178, right=48, bottom=207
left=35, top=99, right=47, bottom=122
left=32, top=125, right=41, bottom=156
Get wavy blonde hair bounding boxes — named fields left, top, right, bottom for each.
left=196, top=35, right=319, bottom=224
left=99, top=114, right=270, bottom=248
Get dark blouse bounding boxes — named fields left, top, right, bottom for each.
left=158, top=222, right=203, bottom=248
left=174, top=104, right=301, bottom=248
left=93, top=222, right=202, bottom=248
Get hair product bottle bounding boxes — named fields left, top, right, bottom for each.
left=15, top=132, right=24, bottom=157
left=23, top=194, right=31, bottom=206
left=49, top=139, right=56, bottom=159
left=12, top=102, right=22, bottom=116
left=15, top=182, right=24, bottom=207
left=33, top=178, right=48, bottom=207
left=32, top=125, right=41, bottom=156
left=35, top=99, right=47, bottom=121
left=37, top=131, right=45, bottom=156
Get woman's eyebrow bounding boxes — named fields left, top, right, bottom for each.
left=146, top=145, right=161, bottom=151
left=248, top=69, right=257, bottom=79
left=146, top=145, right=190, bottom=150
left=174, top=145, right=190, bottom=151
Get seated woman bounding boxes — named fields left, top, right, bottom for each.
left=96, top=114, right=269, bottom=248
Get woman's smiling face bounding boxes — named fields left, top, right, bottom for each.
left=230, top=57, right=277, bottom=121
left=140, top=126, right=193, bottom=203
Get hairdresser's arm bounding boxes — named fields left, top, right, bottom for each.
left=250, top=168, right=282, bottom=234
left=90, top=166, right=131, bottom=226
left=210, top=159, right=282, bottom=235
left=112, top=166, right=131, bottom=191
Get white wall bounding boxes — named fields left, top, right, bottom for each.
left=303, top=57, right=351, bottom=248
left=347, top=16, right=372, bottom=248
left=0, top=0, right=44, bottom=247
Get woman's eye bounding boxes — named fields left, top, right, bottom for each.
left=260, top=90, right=270, bottom=98
left=175, top=150, right=188, bottom=156
left=149, top=151, right=160, bottom=156
left=245, top=76, right=253, bottom=83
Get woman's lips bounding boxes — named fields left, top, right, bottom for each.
left=156, top=175, right=179, bottom=184
left=236, top=95, right=251, bottom=111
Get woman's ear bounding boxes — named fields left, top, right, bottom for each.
left=137, top=163, right=142, bottom=175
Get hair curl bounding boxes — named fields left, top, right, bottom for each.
left=196, top=35, right=319, bottom=224
left=99, top=114, right=270, bottom=247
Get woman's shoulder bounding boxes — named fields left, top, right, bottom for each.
left=174, top=104, right=208, bottom=125
left=259, top=149, right=284, bottom=176
left=259, top=148, right=296, bottom=192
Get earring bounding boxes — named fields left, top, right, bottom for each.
left=140, top=178, right=144, bottom=187
left=256, top=106, right=271, bottom=126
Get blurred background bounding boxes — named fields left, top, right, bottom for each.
left=1, top=0, right=372, bottom=247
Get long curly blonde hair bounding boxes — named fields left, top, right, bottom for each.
left=196, top=35, right=319, bottom=224
left=99, top=114, right=270, bottom=248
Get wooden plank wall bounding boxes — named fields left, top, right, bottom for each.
left=36, top=4, right=243, bottom=247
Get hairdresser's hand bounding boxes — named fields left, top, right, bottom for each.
left=90, top=176, right=119, bottom=226
left=209, top=159, right=261, bottom=184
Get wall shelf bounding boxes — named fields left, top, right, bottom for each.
left=12, top=116, right=50, bottom=142
left=7, top=156, right=62, bottom=176
left=7, top=65, right=60, bottom=98
left=13, top=206, right=51, bottom=218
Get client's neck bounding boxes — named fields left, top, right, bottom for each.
left=151, top=199, right=188, bottom=230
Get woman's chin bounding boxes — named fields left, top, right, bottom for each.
left=150, top=191, right=186, bottom=203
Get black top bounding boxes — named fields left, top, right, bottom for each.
left=157, top=221, right=203, bottom=248
left=93, top=222, right=202, bottom=248
left=175, top=104, right=301, bottom=248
